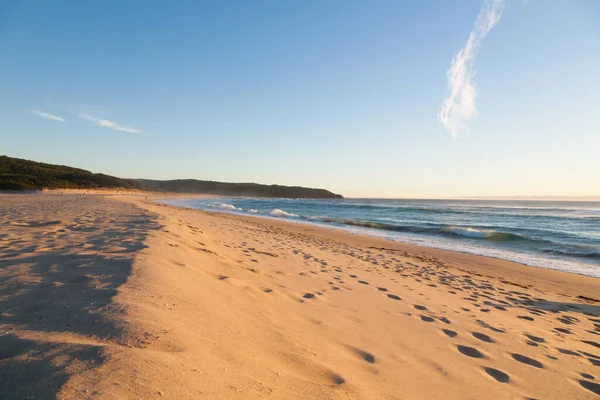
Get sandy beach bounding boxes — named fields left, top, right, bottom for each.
left=1, top=193, right=599, bottom=399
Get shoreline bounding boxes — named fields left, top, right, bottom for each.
left=175, top=204, right=600, bottom=299
left=159, top=198, right=600, bottom=281
left=2, top=193, right=600, bottom=399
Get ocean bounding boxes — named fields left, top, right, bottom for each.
left=161, top=197, right=600, bottom=278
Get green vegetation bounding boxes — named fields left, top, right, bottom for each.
left=0, top=156, right=141, bottom=190
left=136, top=179, right=343, bottom=199
left=0, top=156, right=343, bottom=198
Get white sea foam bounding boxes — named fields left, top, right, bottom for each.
left=444, top=226, right=490, bottom=239
left=217, top=203, right=240, bottom=211
left=248, top=209, right=259, bottom=213
left=269, top=209, right=298, bottom=218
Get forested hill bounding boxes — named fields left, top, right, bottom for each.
left=0, top=156, right=343, bottom=198
left=135, top=179, right=343, bottom=199
left=0, top=156, right=141, bottom=190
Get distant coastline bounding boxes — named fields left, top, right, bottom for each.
left=0, top=155, right=342, bottom=199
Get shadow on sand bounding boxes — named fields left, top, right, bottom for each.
left=0, top=195, right=160, bottom=399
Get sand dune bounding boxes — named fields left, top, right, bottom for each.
left=1, top=193, right=599, bottom=399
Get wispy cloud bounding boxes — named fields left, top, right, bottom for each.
left=78, top=113, right=142, bottom=134
left=32, top=110, right=66, bottom=122
left=439, top=0, right=506, bottom=137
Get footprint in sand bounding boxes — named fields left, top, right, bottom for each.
left=457, top=345, right=485, bottom=359
left=524, top=334, right=545, bottom=343
left=472, top=332, right=495, bottom=343
left=414, top=305, right=427, bottom=311
left=484, top=367, right=510, bottom=383
left=518, top=316, right=535, bottom=321
left=582, top=340, right=600, bottom=349
left=377, top=287, right=388, bottom=292
left=555, top=327, right=572, bottom=334
left=421, top=315, right=435, bottom=323
left=588, top=357, right=600, bottom=366
left=348, top=346, right=376, bottom=364
left=303, top=293, right=315, bottom=299
left=442, top=329, right=457, bottom=338
left=387, top=294, right=401, bottom=301
left=330, top=373, right=345, bottom=385
left=511, top=353, right=544, bottom=369
left=476, top=320, right=505, bottom=333
left=582, top=352, right=600, bottom=366
left=557, top=348, right=580, bottom=357
left=557, top=315, right=579, bottom=325
left=579, top=380, right=600, bottom=396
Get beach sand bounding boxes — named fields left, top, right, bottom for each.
left=1, top=193, right=599, bottom=399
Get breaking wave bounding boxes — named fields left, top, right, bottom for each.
left=215, top=203, right=240, bottom=211
left=269, top=209, right=298, bottom=218
left=442, top=226, right=521, bottom=241
left=319, top=218, right=523, bottom=242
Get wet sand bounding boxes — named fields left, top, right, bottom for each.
left=1, top=193, right=599, bottom=399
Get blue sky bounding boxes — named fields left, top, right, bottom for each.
left=1, top=0, right=598, bottom=197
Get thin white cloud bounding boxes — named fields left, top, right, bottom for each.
left=78, top=113, right=142, bottom=134
left=32, top=110, right=66, bottom=122
left=439, top=0, right=506, bottom=137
